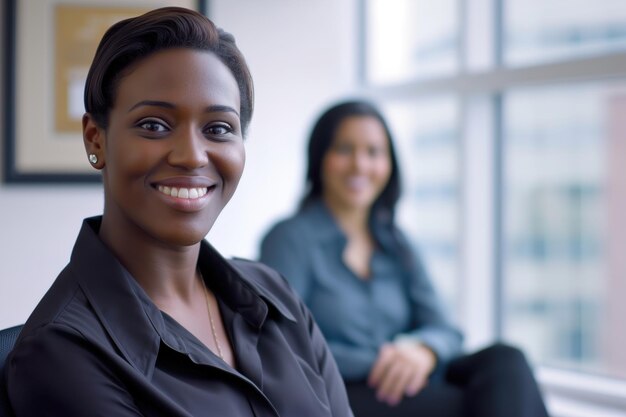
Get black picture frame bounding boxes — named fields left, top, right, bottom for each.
left=2, top=0, right=206, bottom=184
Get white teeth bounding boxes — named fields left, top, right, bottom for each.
left=157, top=185, right=208, bottom=199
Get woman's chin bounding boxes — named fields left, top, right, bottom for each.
left=155, top=226, right=211, bottom=248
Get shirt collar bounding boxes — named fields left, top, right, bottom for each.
left=300, top=199, right=397, bottom=254
left=68, top=216, right=294, bottom=378
left=68, top=217, right=161, bottom=377
left=196, top=240, right=297, bottom=327
left=299, top=199, right=346, bottom=242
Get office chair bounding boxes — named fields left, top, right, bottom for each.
left=0, top=324, right=22, bottom=417
left=0, top=325, right=22, bottom=371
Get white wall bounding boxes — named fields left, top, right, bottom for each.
left=207, top=0, right=359, bottom=256
left=0, top=0, right=358, bottom=328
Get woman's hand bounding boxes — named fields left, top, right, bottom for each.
left=367, top=341, right=437, bottom=406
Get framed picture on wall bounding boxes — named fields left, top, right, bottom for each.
left=3, top=0, right=205, bottom=184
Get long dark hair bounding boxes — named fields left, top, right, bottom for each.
left=84, top=7, right=254, bottom=136
left=300, top=100, right=402, bottom=223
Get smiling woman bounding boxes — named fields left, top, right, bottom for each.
left=86, top=49, right=245, bottom=249
left=1, top=7, right=353, bottom=417
left=260, top=100, right=549, bottom=417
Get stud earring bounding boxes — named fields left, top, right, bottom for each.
left=88, top=154, right=98, bottom=164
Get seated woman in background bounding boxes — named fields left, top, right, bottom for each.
left=2, top=8, right=353, bottom=417
left=260, top=100, right=549, bottom=417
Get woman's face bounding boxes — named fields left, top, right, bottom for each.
left=91, top=48, right=244, bottom=247
left=321, top=116, right=392, bottom=213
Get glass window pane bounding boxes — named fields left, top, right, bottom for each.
left=366, top=0, right=458, bottom=84
left=505, top=0, right=626, bottom=65
left=503, top=81, right=626, bottom=379
left=382, top=98, right=461, bottom=314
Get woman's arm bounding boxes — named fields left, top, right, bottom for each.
left=364, top=230, right=463, bottom=405
left=394, top=231, right=464, bottom=364
left=324, top=341, right=377, bottom=381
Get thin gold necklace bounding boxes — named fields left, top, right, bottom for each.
left=199, top=274, right=224, bottom=360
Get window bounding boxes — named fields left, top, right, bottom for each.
left=503, top=81, right=626, bottom=379
left=365, top=0, right=459, bottom=84
left=361, top=0, right=626, bottom=414
left=505, top=0, right=626, bottom=65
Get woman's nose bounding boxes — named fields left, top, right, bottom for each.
left=167, top=128, right=208, bottom=169
left=351, top=151, right=369, bottom=171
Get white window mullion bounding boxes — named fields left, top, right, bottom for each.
left=459, top=95, right=498, bottom=349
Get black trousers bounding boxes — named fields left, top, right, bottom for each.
left=345, top=344, right=549, bottom=417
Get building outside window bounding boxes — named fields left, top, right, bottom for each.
left=503, top=82, right=626, bottom=381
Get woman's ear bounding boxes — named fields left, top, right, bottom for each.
left=82, top=113, right=106, bottom=170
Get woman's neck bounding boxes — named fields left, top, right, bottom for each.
left=323, top=197, right=370, bottom=238
left=98, top=215, right=201, bottom=304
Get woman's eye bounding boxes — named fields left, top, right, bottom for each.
left=333, top=143, right=352, bottom=154
left=137, top=119, right=169, bottom=133
left=368, top=147, right=383, bottom=157
left=205, top=124, right=232, bottom=136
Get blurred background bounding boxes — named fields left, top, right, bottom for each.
left=1, top=1, right=626, bottom=416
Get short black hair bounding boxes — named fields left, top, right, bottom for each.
left=301, top=100, right=402, bottom=222
left=84, top=7, right=254, bottom=136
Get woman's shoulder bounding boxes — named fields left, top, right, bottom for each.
left=371, top=215, right=411, bottom=248
left=16, top=266, right=87, bottom=337
left=262, top=201, right=335, bottom=245
left=13, top=272, right=107, bottom=355
left=6, top=273, right=110, bottom=388
left=261, top=211, right=313, bottom=248
left=388, top=224, right=413, bottom=248
left=228, top=257, right=303, bottom=318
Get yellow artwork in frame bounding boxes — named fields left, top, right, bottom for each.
left=4, top=0, right=203, bottom=183
left=54, top=6, right=149, bottom=133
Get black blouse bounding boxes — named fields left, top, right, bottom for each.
left=2, top=217, right=352, bottom=417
